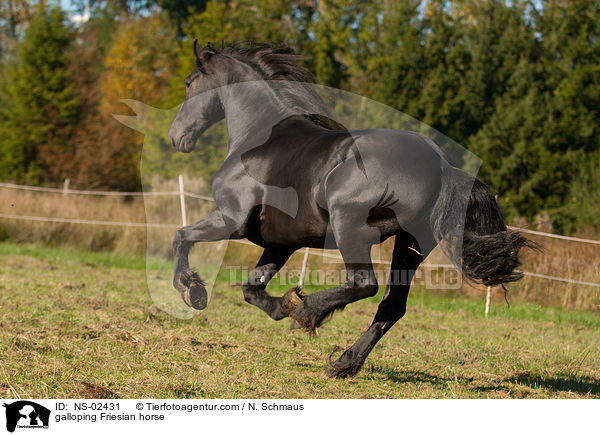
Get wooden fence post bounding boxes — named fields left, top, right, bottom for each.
left=485, top=286, right=492, bottom=318
left=299, top=248, right=310, bottom=288
left=179, top=174, right=187, bottom=227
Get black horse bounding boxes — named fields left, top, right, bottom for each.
left=168, top=41, right=533, bottom=377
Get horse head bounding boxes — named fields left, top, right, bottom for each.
left=168, top=40, right=226, bottom=153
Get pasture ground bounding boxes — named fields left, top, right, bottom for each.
left=0, top=242, right=599, bottom=399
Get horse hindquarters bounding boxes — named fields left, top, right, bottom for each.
left=283, top=139, right=439, bottom=336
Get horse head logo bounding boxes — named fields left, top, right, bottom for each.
left=3, top=401, right=51, bottom=432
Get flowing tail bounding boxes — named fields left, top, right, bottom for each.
left=432, top=167, right=537, bottom=286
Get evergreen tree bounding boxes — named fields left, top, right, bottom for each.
left=0, top=5, right=79, bottom=184
left=362, top=0, right=424, bottom=117
left=472, top=0, right=600, bottom=227
left=460, top=0, right=534, bottom=136
left=418, top=1, right=469, bottom=142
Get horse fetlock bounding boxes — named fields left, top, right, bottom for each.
left=242, top=286, right=263, bottom=304
left=289, top=295, right=339, bottom=335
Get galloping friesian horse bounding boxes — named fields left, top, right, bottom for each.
left=168, top=41, right=533, bottom=378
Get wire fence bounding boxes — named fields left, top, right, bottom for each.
left=2, top=178, right=599, bottom=312
left=2, top=180, right=598, bottom=243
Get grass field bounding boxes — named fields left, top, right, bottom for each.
left=0, top=242, right=599, bottom=399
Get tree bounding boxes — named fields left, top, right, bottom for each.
left=361, top=0, right=424, bottom=116
left=417, top=1, right=470, bottom=142
left=0, top=0, right=36, bottom=55
left=72, top=12, right=179, bottom=191
left=157, top=0, right=207, bottom=36
left=459, top=0, right=534, bottom=136
left=0, top=5, right=80, bottom=184
left=471, top=0, right=600, bottom=228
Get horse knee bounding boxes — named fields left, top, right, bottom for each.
left=172, top=230, right=187, bottom=251
left=351, top=281, right=377, bottom=299
left=343, top=281, right=377, bottom=300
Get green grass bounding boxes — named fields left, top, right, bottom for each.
left=0, top=242, right=149, bottom=270
left=0, top=241, right=599, bottom=398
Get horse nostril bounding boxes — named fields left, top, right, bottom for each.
left=168, top=133, right=179, bottom=149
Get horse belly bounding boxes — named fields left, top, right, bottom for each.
left=258, top=204, right=332, bottom=248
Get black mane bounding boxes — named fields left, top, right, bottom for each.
left=203, top=41, right=340, bottom=128
left=220, top=42, right=316, bottom=84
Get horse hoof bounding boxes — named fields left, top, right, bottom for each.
left=182, top=284, right=208, bottom=310
left=281, top=286, right=305, bottom=316
left=176, top=270, right=208, bottom=310
left=324, top=360, right=362, bottom=378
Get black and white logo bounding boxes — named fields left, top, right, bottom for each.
left=3, top=401, right=50, bottom=432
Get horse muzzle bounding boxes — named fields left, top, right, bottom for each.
left=171, top=132, right=196, bottom=153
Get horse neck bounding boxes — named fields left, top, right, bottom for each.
left=221, top=80, right=324, bottom=155
left=220, top=80, right=297, bottom=155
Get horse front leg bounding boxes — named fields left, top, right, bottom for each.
left=241, top=247, right=301, bottom=320
left=173, top=209, right=232, bottom=309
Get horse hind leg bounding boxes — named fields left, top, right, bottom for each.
left=287, top=238, right=379, bottom=334
left=325, top=231, right=423, bottom=378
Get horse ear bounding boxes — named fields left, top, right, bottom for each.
left=193, top=39, right=203, bottom=60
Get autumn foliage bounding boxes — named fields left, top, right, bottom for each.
left=0, top=0, right=599, bottom=233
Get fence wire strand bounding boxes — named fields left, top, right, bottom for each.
left=1, top=181, right=599, bottom=290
